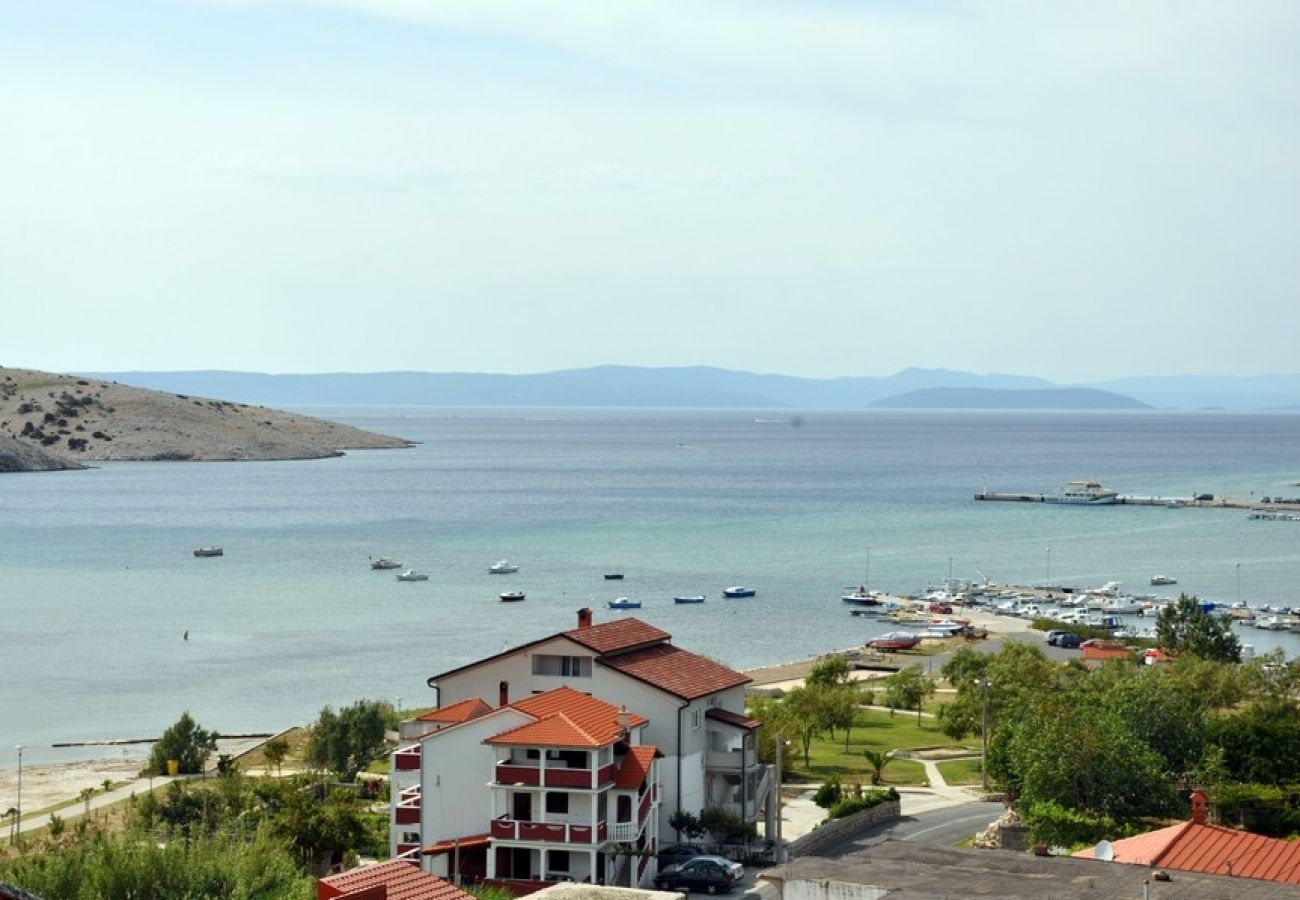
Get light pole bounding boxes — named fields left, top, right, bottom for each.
left=1236, top=563, right=1242, bottom=607
left=773, top=736, right=785, bottom=863
left=976, top=680, right=991, bottom=792
left=14, top=745, right=22, bottom=843
left=1046, top=547, right=1052, bottom=591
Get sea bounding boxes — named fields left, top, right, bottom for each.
left=3, top=408, right=1299, bottom=767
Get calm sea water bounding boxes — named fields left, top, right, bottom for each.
left=3, top=408, right=1299, bottom=765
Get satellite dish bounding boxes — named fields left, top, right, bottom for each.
left=1094, top=839, right=1115, bottom=862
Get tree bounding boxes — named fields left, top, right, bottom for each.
left=779, top=686, right=825, bottom=767
left=882, top=665, right=933, bottom=722
left=806, top=655, right=851, bottom=688
left=1155, top=594, right=1241, bottom=663
left=149, top=711, right=218, bottom=776
left=668, top=809, right=706, bottom=841
left=263, top=737, right=290, bottom=777
left=307, top=700, right=393, bottom=780
left=862, top=749, right=894, bottom=786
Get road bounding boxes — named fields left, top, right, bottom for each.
left=822, top=800, right=1006, bottom=857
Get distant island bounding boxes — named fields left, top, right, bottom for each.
left=870, top=387, right=1150, bottom=410
left=0, top=367, right=409, bottom=472
left=77, top=365, right=1300, bottom=411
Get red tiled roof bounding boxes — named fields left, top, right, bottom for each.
left=614, top=745, right=660, bottom=789
left=1075, top=822, right=1300, bottom=885
left=599, top=644, right=751, bottom=700
left=319, top=860, right=475, bottom=900
left=417, top=698, right=492, bottom=725
left=706, top=707, right=761, bottom=730
left=486, top=686, right=648, bottom=747
left=563, top=618, right=670, bottom=655
left=422, top=833, right=492, bottom=856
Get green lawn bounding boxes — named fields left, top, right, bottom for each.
left=935, top=757, right=985, bottom=786
left=783, top=708, right=972, bottom=785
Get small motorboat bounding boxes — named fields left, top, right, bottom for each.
left=1150, top=575, right=1178, bottom=586
left=674, top=595, right=706, bottom=604
left=499, top=590, right=526, bottom=602
left=723, top=586, right=756, bottom=598
left=866, top=630, right=921, bottom=651
left=841, top=586, right=882, bottom=606
left=396, top=570, right=429, bottom=582
left=370, top=556, right=401, bottom=570
left=193, top=547, right=224, bottom=558
left=608, top=597, right=641, bottom=609
left=489, top=560, right=519, bottom=574
left=604, top=572, right=625, bottom=580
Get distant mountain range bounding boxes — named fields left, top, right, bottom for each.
left=77, top=367, right=1300, bottom=411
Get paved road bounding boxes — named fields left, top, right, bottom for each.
left=822, top=800, right=1005, bottom=857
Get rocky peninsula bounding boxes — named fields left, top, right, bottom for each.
left=0, top=366, right=410, bottom=471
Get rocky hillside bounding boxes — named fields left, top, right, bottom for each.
left=0, top=367, right=410, bottom=469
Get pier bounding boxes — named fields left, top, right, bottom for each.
left=974, top=492, right=1268, bottom=510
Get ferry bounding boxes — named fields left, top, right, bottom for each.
left=1048, top=481, right=1119, bottom=505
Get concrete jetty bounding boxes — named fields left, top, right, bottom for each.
left=974, top=492, right=1264, bottom=510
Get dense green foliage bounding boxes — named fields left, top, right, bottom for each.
left=148, top=711, right=218, bottom=776
left=881, top=665, right=934, bottom=720
left=1154, top=594, right=1242, bottom=663
left=826, top=788, right=898, bottom=821
left=1018, top=800, right=1128, bottom=848
left=306, top=700, right=394, bottom=780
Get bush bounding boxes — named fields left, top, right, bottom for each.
left=1020, top=800, right=1127, bottom=848
left=148, top=712, right=218, bottom=776
left=826, top=788, right=896, bottom=820
left=813, top=776, right=843, bottom=809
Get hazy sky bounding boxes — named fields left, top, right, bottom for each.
left=3, top=2, right=1298, bottom=381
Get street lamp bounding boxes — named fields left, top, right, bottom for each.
left=1046, top=547, right=1052, bottom=591
left=14, top=745, right=22, bottom=843
left=975, top=681, right=991, bottom=792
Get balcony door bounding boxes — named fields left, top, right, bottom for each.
left=513, top=792, right=531, bottom=822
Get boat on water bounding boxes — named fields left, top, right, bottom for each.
left=841, top=586, right=883, bottom=607
left=1048, top=480, right=1119, bottom=505
left=604, top=573, right=625, bottom=580
left=193, top=547, right=224, bottom=558
left=396, top=570, right=429, bottom=582
left=608, top=597, right=641, bottom=609
left=1150, top=575, right=1178, bottom=586
left=369, top=556, right=401, bottom=569
left=723, top=586, right=756, bottom=598
left=499, top=590, right=526, bottom=602
left=866, top=630, right=921, bottom=651
left=489, top=560, right=519, bottom=574
left=674, top=595, right=706, bottom=604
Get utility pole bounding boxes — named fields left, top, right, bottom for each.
left=774, top=736, right=784, bottom=863
left=978, top=681, right=990, bottom=793
left=1046, top=547, right=1052, bottom=591
left=14, top=745, right=23, bottom=843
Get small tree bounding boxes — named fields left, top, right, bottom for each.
left=668, top=809, right=706, bottom=841
left=699, top=805, right=752, bottom=845
left=1156, top=594, right=1241, bottom=663
left=263, top=737, right=289, bottom=777
left=149, top=712, right=218, bottom=776
left=307, top=700, right=392, bottom=780
left=806, top=655, right=851, bottom=688
left=883, top=665, right=933, bottom=722
left=862, top=749, right=894, bottom=786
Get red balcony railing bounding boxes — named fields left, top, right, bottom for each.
left=395, top=747, right=421, bottom=771
left=491, top=817, right=608, bottom=844
left=395, top=805, right=421, bottom=826
left=494, top=762, right=619, bottom=788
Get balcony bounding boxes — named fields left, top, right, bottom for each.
left=395, top=746, right=421, bottom=771
left=395, top=804, right=421, bottom=826
left=705, top=747, right=757, bottom=771
left=495, top=762, right=617, bottom=789
left=610, top=820, right=640, bottom=842
left=490, top=817, right=609, bottom=844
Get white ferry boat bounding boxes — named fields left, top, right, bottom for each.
left=1048, top=480, right=1119, bottom=505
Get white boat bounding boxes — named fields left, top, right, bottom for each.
left=489, top=560, right=519, bottom=574
left=499, top=590, right=526, bottom=602
left=674, top=595, right=706, bottom=604
left=608, top=597, right=641, bottom=609
left=396, top=570, right=429, bottom=582
left=841, top=586, right=883, bottom=607
left=1048, top=481, right=1119, bottom=505
left=370, top=556, right=401, bottom=570
left=723, top=586, right=756, bottom=598
left=193, top=547, right=224, bottom=558
left=1150, top=575, right=1178, bottom=586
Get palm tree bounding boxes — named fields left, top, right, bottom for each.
left=862, top=749, right=894, bottom=786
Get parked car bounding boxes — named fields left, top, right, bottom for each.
left=1045, top=629, right=1070, bottom=646
left=690, top=855, right=744, bottom=881
left=1056, top=632, right=1083, bottom=649
left=654, top=857, right=738, bottom=894
left=658, top=844, right=706, bottom=869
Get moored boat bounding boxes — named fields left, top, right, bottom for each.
left=723, top=586, right=756, bottom=598
left=608, top=597, right=641, bottom=609
left=604, top=572, right=625, bottom=580
left=489, top=560, right=519, bottom=574
left=193, top=547, right=224, bottom=558
left=841, top=586, right=882, bottom=607
left=499, top=590, right=526, bottom=602
left=674, top=595, right=706, bottom=604
left=396, top=570, right=429, bottom=582
left=1150, top=575, right=1177, bottom=586
left=1048, top=480, right=1119, bottom=505
left=369, top=556, right=401, bottom=569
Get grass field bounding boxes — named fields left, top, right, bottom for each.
left=935, top=757, right=984, bottom=786
left=783, top=707, right=974, bottom=786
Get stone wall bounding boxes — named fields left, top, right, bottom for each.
left=786, top=799, right=901, bottom=859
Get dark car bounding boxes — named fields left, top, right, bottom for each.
left=1045, top=629, right=1070, bottom=646
left=658, top=843, right=705, bottom=869
left=1056, top=632, right=1083, bottom=649
left=654, top=857, right=737, bottom=894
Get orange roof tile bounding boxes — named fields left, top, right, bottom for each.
left=563, top=618, right=670, bottom=655
left=1075, top=822, right=1300, bottom=885
left=422, top=834, right=492, bottom=856
left=319, top=860, right=475, bottom=900
left=486, top=686, right=648, bottom=747
left=614, top=745, right=660, bottom=789
left=417, top=698, right=493, bottom=725
left=599, top=644, right=751, bottom=700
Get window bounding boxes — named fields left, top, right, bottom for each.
left=561, top=656, right=589, bottom=677
left=548, top=850, right=570, bottom=875
left=689, top=708, right=701, bottom=730
left=546, top=792, right=569, bottom=814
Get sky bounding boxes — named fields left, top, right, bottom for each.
left=2, top=1, right=1298, bottom=382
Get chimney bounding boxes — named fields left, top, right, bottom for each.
left=617, top=706, right=631, bottom=734
left=499, top=680, right=510, bottom=708
left=1190, top=789, right=1208, bottom=825
left=577, top=607, right=593, bottom=630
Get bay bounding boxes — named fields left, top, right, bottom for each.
left=2, top=408, right=1298, bottom=765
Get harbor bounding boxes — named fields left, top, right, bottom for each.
left=976, top=479, right=1300, bottom=511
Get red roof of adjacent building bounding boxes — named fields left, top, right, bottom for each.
left=599, top=643, right=751, bottom=700
left=422, top=834, right=492, bottom=856
left=417, top=698, right=493, bottom=725
left=1075, top=822, right=1300, bottom=885
left=318, top=860, right=475, bottom=900
left=486, top=686, right=648, bottom=747
left=614, top=745, right=660, bottom=789
left=563, top=618, right=671, bottom=655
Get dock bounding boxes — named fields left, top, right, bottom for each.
left=974, top=492, right=1266, bottom=510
